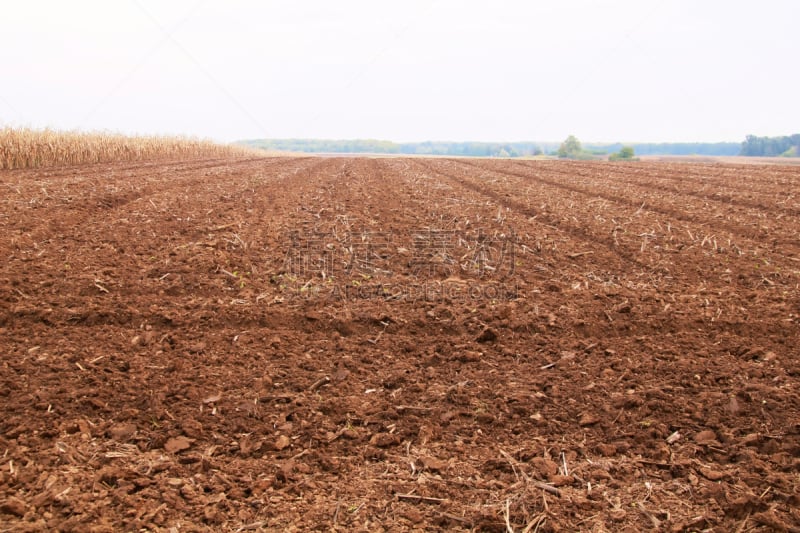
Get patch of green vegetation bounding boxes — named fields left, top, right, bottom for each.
left=557, top=135, right=600, bottom=160
left=609, top=146, right=639, bottom=161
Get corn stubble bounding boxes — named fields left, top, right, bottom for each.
left=0, top=127, right=257, bottom=170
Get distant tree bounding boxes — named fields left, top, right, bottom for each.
left=609, top=146, right=637, bottom=161
left=557, top=135, right=582, bottom=158
left=740, top=134, right=800, bottom=157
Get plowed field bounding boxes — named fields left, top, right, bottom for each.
left=1, top=157, right=799, bottom=531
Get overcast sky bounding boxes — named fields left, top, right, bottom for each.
left=2, top=0, right=798, bottom=143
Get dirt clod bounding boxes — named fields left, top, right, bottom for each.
left=109, top=423, right=137, bottom=442
left=693, top=430, right=718, bottom=444
left=369, top=433, right=401, bottom=447
left=274, top=435, right=291, bottom=451
left=0, top=498, right=27, bottom=517
left=476, top=327, right=497, bottom=343
left=164, top=436, right=192, bottom=453
left=579, top=413, right=600, bottom=426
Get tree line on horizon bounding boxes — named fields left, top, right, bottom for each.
left=239, top=135, right=798, bottom=158
left=739, top=134, right=800, bottom=157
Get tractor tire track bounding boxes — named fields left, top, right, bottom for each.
left=410, top=158, right=646, bottom=269
left=453, top=158, right=800, bottom=250
left=506, top=159, right=800, bottom=218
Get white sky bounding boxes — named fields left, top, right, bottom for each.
left=1, top=0, right=798, bottom=143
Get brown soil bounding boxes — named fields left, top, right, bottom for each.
left=642, top=155, right=800, bottom=166
left=1, top=157, right=799, bottom=532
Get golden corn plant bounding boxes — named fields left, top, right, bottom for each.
left=0, top=127, right=259, bottom=170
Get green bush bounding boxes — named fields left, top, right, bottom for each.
left=557, top=135, right=582, bottom=158
left=609, top=146, right=638, bottom=161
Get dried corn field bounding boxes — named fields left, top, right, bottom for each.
left=1, top=156, right=799, bottom=531
left=0, top=128, right=258, bottom=170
